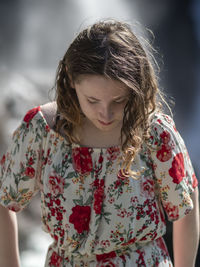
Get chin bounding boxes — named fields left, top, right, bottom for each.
left=96, top=120, right=121, bottom=132
left=98, top=126, right=113, bottom=132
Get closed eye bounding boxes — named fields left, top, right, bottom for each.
left=114, top=98, right=127, bottom=103
left=87, top=97, right=128, bottom=104
left=87, top=99, right=98, bottom=104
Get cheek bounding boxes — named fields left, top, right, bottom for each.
left=115, top=105, right=126, bottom=118
left=80, top=103, right=97, bottom=117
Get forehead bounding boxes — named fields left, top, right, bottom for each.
left=74, top=75, right=129, bottom=98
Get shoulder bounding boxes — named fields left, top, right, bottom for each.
left=147, top=112, right=179, bottom=149
left=17, top=102, right=57, bottom=137
left=40, top=101, right=57, bottom=129
left=150, top=113, right=176, bottom=131
left=149, top=112, right=178, bottom=134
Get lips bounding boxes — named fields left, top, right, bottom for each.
left=98, top=120, right=113, bottom=126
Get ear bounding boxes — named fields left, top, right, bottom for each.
left=65, top=67, right=74, bottom=88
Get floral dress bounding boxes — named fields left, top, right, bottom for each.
left=0, top=106, right=198, bottom=267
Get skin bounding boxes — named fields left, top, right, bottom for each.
left=173, top=187, right=199, bottom=267
left=0, top=204, right=20, bottom=267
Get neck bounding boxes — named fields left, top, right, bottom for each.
left=76, top=118, right=122, bottom=147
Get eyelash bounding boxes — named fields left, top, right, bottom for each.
left=114, top=99, right=126, bottom=103
left=87, top=99, right=126, bottom=104
left=87, top=99, right=98, bottom=104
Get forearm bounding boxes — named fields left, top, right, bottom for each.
left=0, top=204, right=20, bottom=267
left=173, top=187, right=199, bottom=267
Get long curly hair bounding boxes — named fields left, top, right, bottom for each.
left=54, top=19, right=165, bottom=177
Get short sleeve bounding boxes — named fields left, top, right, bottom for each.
left=0, top=106, right=45, bottom=212
left=149, top=113, right=198, bottom=221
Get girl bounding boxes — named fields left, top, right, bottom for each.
left=0, top=19, right=199, bottom=267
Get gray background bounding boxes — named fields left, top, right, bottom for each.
left=0, top=0, right=199, bottom=266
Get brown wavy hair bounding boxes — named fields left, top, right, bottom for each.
left=54, top=19, right=165, bottom=177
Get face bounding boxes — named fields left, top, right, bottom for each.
left=73, top=75, right=129, bottom=132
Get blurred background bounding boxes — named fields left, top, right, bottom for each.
left=0, top=0, right=199, bottom=266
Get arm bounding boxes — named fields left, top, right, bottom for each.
left=0, top=204, right=20, bottom=267
left=173, top=186, right=199, bottom=267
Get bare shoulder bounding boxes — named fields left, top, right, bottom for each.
left=40, top=101, right=57, bottom=129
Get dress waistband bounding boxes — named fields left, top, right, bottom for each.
left=53, top=239, right=156, bottom=264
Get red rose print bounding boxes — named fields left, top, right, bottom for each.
left=49, top=251, right=62, bottom=267
left=136, top=249, right=145, bottom=266
left=169, top=153, right=185, bottom=184
left=93, top=179, right=105, bottom=214
left=45, top=125, right=50, bottom=132
left=69, top=205, right=91, bottom=234
left=192, top=173, right=198, bottom=188
left=121, top=237, right=137, bottom=246
left=100, top=240, right=110, bottom=248
left=56, top=211, right=63, bottom=221
left=98, top=155, right=104, bottom=164
left=163, top=201, right=179, bottom=220
left=53, top=234, right=58, bottom=242
left=46, top=193, right=66, bottom=230
left=96, top=250, right=117, bottom=262
left=117, top=169, right=128, bottom=180
left=93, top=179, right=100, bottom=187
left=114, top=169, right=129, bottom=189
left=159, top=207, right=166, bottom=223
left=120, top=255, right=126, bottom=263
left=0, top=154, right=6, bottom=166
left=163, top=115, right=173, bottom=124
left=117, top=208, right=128, bottom=218
left=48, top=174, right=65, bottom=195
left=72, top=148, right=93, bottom=175
left=114, top=179, right=122, bottom=189
left=107, top=147, right=120, bottom=161
left=59, top=229, right=65, bottom=238
left=156, top=237, right=169, bottom=255
left=94, top=187, right=104, bottom=214
left=141, top=179, right=155, bottom=198
left=160, top=130, right=171, bottom=144
left=28, top=157, right=34, bottom=165
left=23, top=106, right=40, bottom=124
left=156, top=144, right=172, bottom=162
left=7, top=203, right=21, bottom=212
left=51, top=208, right=55, bottom=216
left=55, top=199, right=61, bottom=206
left=25, top=167, right=35, bottom=178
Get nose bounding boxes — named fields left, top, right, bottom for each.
left=99, top=105, right=113, bottom=122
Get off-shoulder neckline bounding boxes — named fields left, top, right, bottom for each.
left=37, top=108, right=121, bottom=151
